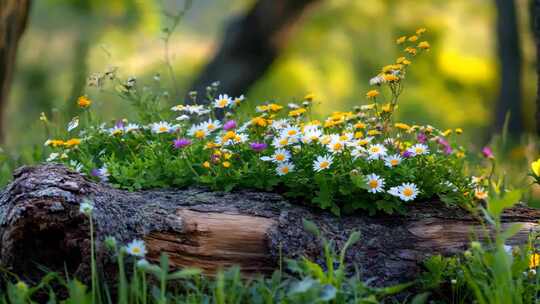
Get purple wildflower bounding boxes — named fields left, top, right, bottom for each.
left=173, top=138, right=192, bottom=149
left=482, top=146, right=494, bottom=159
left=250, top=142, right=268, bottom=152
left=223, top=120, right=237, bottom=131
left=417, top=132, right=427, bottom=143
left=402, top=150, right=414, bottom=158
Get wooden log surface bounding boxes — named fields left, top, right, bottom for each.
left=1, top=164, right=539, bottom=286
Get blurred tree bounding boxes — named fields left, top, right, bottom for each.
left=494, top=0, right=523, bottom=135
left=188, top=0, right=321, bottom=116
left=0, top=0, right=31, bottom=142
left=533, top=0, right=540, bottom=134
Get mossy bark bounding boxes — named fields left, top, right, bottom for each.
left=1, top=164, right=539, bottom=286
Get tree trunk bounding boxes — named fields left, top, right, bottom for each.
left=1, top=164, right=539, bottom=286
left=0, top=0, right=31, bottom=142
left=188, top=0, right=321, bottom=117
left=532, top=0, right=540, bottom=134
left=494, top=0, right=523, bottom=135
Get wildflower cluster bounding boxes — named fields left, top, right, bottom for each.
left=44, top=29, right=477, bottom=215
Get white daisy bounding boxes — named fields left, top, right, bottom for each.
left=397, top=183, right=419, bottom=201
left=188, top=124, right=208, bottom=139
left=233, top=95, right=245, bottom=105
left=367, top=144, right=387, bottom=160
left=125, top=239, right=147, bottom=257
left=214, top=94, right=232, bottom=108
left=271, top=149, right=291, bottom=163
left=271, top=119, right=289, bottom=131
left=125, top=123, right=140, bottom=133
left=313, top=155, right=334, bottom=172
left=67, top=117, right=79, bottom=132
left=176, top=114, right=190, bottom=121
left=327, top=136, right=346, bottom=154
left=271, top=136, right=290, bottom=149
left=474, top=187, right=488, bottom=200
left=408, top=143, right=429, bottom=156
left=276, top=162, right=295, bottom=176
left=365, top=174, right=385, bottom=194
left=151, top=121, right=173, bottom=134
left=46, top=152, right=59, bottom=162
left=388, top=186, right=401, bottom=197
left=281, top=126, right=301, bottom=139
left=351, top=148, right=366, bottom=159
left=202, top=119, right=222, bottom=133
left=384, top=154, right=403, bottom=168
left=108, top=125, right=124, bottom=136
left=302, top=127, right=322, bottom=144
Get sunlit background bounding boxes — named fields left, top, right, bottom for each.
left=3, top=0, right=540, bottom=202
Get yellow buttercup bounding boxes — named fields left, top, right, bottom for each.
left=532, top=159, right=540, bottom=176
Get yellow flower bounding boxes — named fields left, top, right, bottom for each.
left=367, top=130, right=381, bottom=136
left=381, top=103, right=392, bottom=113
left=455, top=128, right=463, bottom=135
left=366, top=90, right=379, bottom=99
left=530, top=253, right=540, bottom=269
left=442, top=129, right=452, bottom=137
left=268, top=103, right=283, bottom=112
left=203, top=161, right=211, bottom=168
left=64, top=138, right=81, bottom=147
left=289, top=108, right=307, bottom=117
left=404, top=47, right=417, bottom=56
left=251, top=116, right=269, bottom=127
left=382, top=74, right=399, bottom=82
left=531, top=159, right=540, bottom=176
left=416, top=28, right=427, bottom=35
left=456, top=151, right=465, bottom=158
left=396, top=36, right=407, bottom=44
left=354, top=122, right=366, bottom=129
left=394, top=123, right=411, bottom=131
left=396, top=57, right=411, bottom=65
left=77, top=96, right=92, bottom=108
left=222, top=161, right=231, bottom=168
left=354, top=131, right=363, bottom=139
left=304, top=93, right=315, bottom=101
left=418, top=41, right=430, bottom=50
left=46, top=139, right=65, bottom=147
left=408, top=35, right=418, bottom=42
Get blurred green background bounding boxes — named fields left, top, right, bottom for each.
left=2, top=0, right=540, bottom=199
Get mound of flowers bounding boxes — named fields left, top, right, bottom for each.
left=43, top=29, right=482, bottom=215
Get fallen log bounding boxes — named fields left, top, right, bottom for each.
left=0, top=164, right=539, bottom=286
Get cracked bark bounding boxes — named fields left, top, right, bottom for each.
left=1, top=164, right=539, bottom=286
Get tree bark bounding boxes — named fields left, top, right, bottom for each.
left=188, top=0, right=321, bottom=116
left=1, top=164, right=539, bottom=286
left=494, top=0, right=524, bottom=135
left=0, top=0, right=31, bottom=142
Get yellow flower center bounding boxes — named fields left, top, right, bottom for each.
left=279, top=138, right=288, bottom=146
left=275, top=154, right=285, bottom=161
left=281, top=167, right=289, bottom=174
left=159, top=126, right=168, bottom=132
left=403, top=188, right=414, bottom=197
left=218, top=99, right=228, bottom=107
left=132, top=247, right=141, bottom=254
left=333, top=143, right=343, bottom=150
left=390, top=159, right=399, bottom=166
left=320, top=161, right=329, bottom=169
left=207, top=124, right=215, bottom=131
left=415, top=148, right=423, bottom=154
left=287, top=130, right=297, bottom=136
left=369, top=180, right=379, bottom=189
left=195, top=130, right=205, bottom=138
left=370, top=147, right=380, bottom=153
